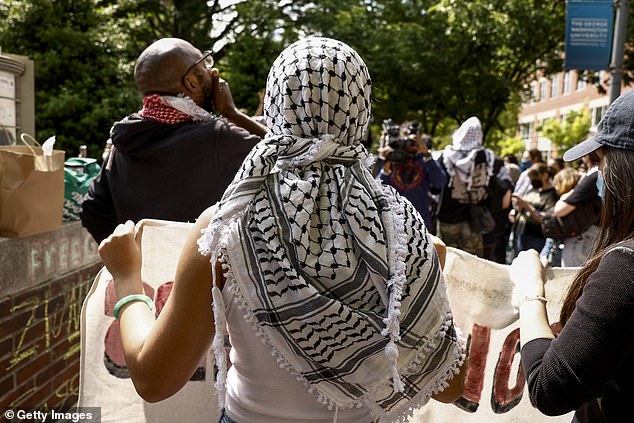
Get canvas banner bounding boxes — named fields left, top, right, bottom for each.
left=78, top=219, right=218, bottom=423
left=79, top=222, right=579, bottom=422
left=410, top=247, right=577, bottom=422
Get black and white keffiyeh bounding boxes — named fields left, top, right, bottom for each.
left=198, top=37, right=465, bottom=422
left=442, top=116, right=495, bottom=191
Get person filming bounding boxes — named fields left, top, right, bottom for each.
left=377, top=121, right=447, bottom=231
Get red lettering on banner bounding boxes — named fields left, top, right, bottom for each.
left=104, top=320, right=128, bottom=377
left=491, top=328, right=524, bottom=413
left=103, top=280, right=155, bottom=377
left=103, top=279, right=155, bottom=317
left=155, top=282, right=174, bottom=315
left=102, top=279, right=205, bottom=381
left=452, top=320, right=564, bottom=414
left=455, top=323, right=490, bottom=412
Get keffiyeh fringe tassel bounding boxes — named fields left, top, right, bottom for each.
left=386, top=327, right=466, bottom=423
left=381, top=185, right=408, bottom=393
left=198, top=212, right=243, bottom=412
left=211, top=283, right=227, bottom=411
left=201, top=199, right=466, bottom=423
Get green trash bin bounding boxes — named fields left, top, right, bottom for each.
left=63, top=157, right=100, bottom=221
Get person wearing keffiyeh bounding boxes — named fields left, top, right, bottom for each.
left=436, top=116, right=498, bottom=257
left=98, top=37, right=466, bottom=423
left=80, top=38, right=266, bottom=244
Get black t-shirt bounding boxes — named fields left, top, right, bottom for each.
left=565, top=171, right=600, bottom=206
left=562, top=171, right=602, bottom=229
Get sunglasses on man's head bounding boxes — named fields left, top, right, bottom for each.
left=183, top=50, right=214, bottom=78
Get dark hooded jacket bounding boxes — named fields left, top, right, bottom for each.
left=80, top=114, right=260, bottom=243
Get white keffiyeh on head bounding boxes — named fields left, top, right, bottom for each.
left=198, top=37, right=465, bottom=422
left=443, top=116, right=495, bottom=190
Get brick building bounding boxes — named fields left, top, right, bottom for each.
left=518, top=69, right=631, bottom=155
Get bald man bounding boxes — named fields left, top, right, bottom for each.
left=81, top=38, right=266, bottom=243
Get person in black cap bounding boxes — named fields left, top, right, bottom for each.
left=508, top=88, right=634, bottom=422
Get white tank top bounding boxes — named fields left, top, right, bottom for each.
left=222, top=279, right=373, bottom=423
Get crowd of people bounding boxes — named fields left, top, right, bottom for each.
left=375, top=117, right=601, bottom=268
left=79, top=38, right=601, bottom=270
left=86, top=35, right=631, bottom=423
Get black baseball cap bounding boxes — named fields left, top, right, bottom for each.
left=563, top=89, right=634, bottom=162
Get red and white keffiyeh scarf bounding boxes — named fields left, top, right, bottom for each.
left=139, top=94, right=213, bottom=124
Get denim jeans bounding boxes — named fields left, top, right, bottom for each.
left=562, top=225, right=600, bottom=267
left=540, top=237, right=562, bottom=266
left=516, top=233, right=545, bottom=256
left=219, top=409, right=238, bottom=423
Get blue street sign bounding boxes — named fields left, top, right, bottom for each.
left=565, top=0, right=614, bottom=70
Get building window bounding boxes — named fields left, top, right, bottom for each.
left=592, top=105, right=608, bottom=126
left=563, top=71, right=572, bottom=95
left=530, top=83, right=537, bottom=103
left=551, top=74, right=559, bottom=98
left=540, top=80, right=548, bottom=102
left=520, top=122, right=534, bottom=142
left=576, top=72, right=586, bottom=91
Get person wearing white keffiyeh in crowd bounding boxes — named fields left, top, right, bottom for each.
left=436, top=116, right=498, bottom=257
left=97, top=37, right=466, bottom=423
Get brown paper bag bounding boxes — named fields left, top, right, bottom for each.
left=0, top=144, right=65, bottom=237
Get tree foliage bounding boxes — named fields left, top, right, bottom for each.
left=498, top=136, right=525, bottom=158
left=222, top=0, right=567, bottom=151
left=0, top=0, right=243, bottom=157
left=0, top=0, right=140, bottom=157
left=540, top=108, right=591, bottom=153
left=0, top=0, right=598, bottom=158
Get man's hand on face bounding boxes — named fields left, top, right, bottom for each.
left=211, top=69, right=238, bottom=117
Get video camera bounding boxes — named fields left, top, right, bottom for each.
left=381, top=119, right=417, bottom=163
left=404, top=122, right=433, bottom=149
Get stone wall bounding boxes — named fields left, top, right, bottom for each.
left=0, top=222, right=101, bottom=411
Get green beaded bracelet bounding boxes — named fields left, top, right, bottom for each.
left=113, top=294, right=154, bottom=319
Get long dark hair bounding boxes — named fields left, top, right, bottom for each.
left=560, top=147, right=634, bottom=325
